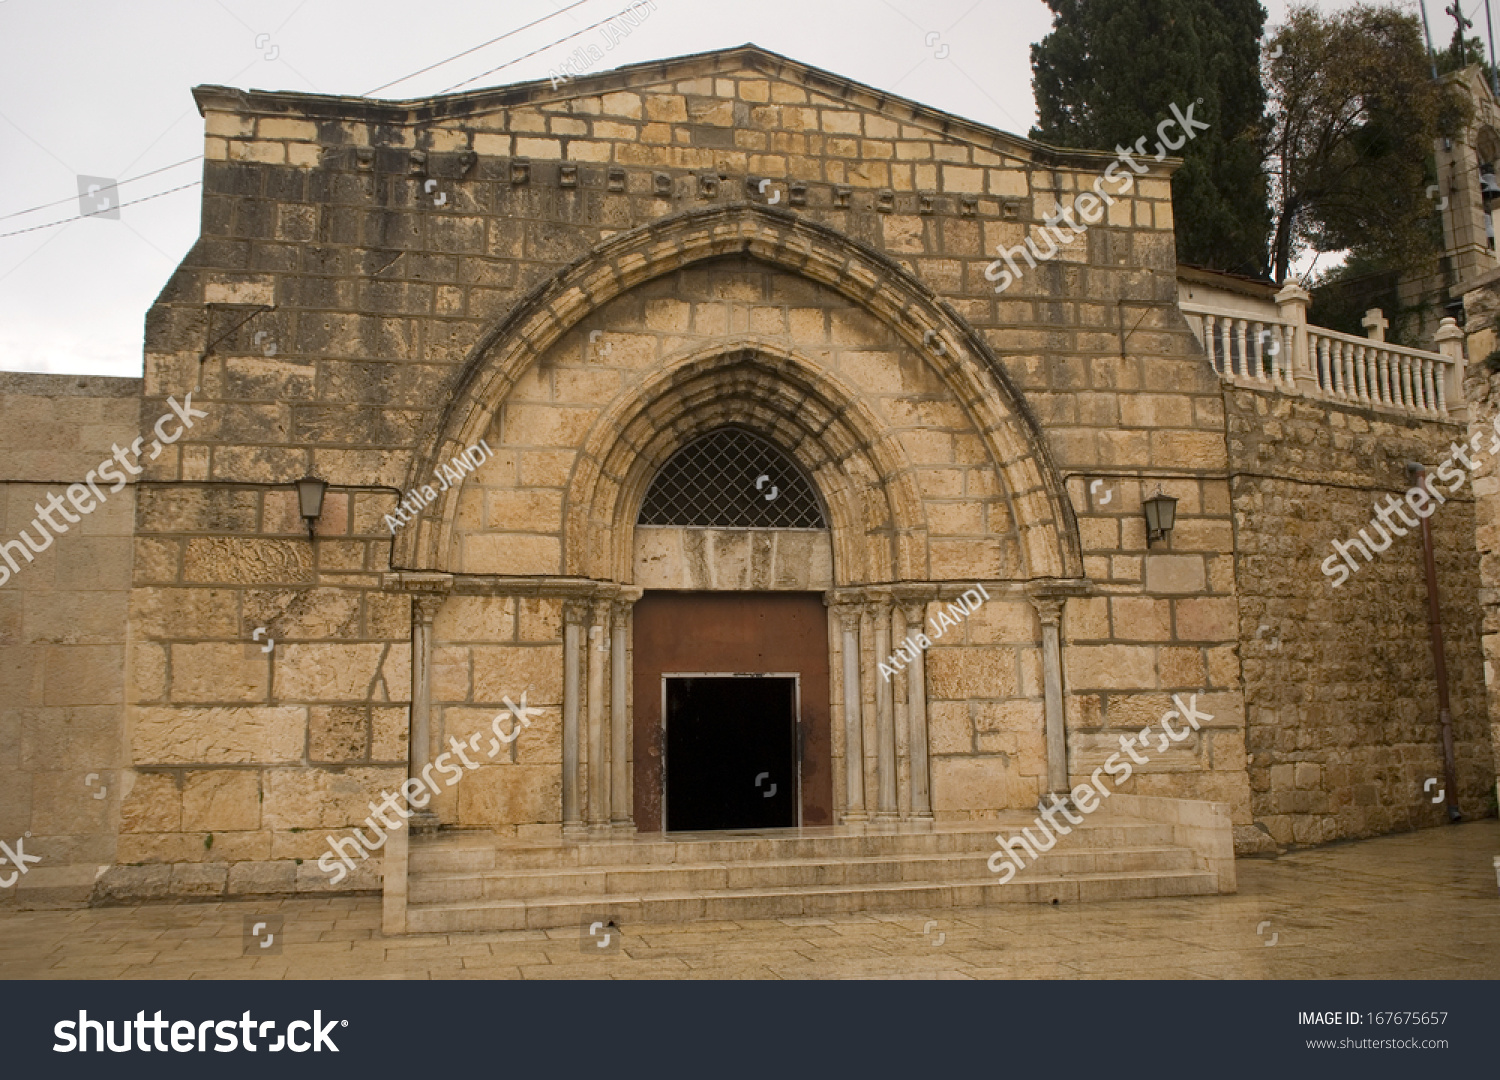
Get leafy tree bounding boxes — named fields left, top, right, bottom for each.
left=1436, top=32, right=1487, bottom=75
left=1264, top=4, right=1469, bottom=283
left=1030, top=0, right=1272, bottom=276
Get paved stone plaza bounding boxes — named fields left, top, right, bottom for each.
left=1, top=821, right=1494, bottom=980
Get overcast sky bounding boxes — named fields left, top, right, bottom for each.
left=0, top=0, right=1409, bottom=377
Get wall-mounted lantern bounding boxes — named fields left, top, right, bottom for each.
left=294, top=474, right=327, bottom=542
left=1143, top=484, right=1178, bottom=549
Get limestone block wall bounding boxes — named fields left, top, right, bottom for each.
left=111, top=474, right=411, bottom=900
left=1059, top=466, right=1250, bottom=842
left=427, top=594, right=563, bottom=839
left=1460, top=276, right=1500, bottom=808
left=0, top=374, right=139, bottom=908
left=114, top=45, right=1246, bottom=888
left=1227, top=385, right=1494, bottom=847
left=919, top=595, right=1050, bottom=816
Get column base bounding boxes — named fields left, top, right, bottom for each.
left=610, top=818, right=635, bottom=834
left=562, top=822, right=588, bottom=840
left=1039, top=792, right=1075, bottom=815
left=407, top=810, right=440, bottom=835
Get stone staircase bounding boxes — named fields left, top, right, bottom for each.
left=400, top=814, right=1220, bottom=934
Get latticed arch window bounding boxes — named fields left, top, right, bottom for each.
left=637, top=427, right=827, bottom=529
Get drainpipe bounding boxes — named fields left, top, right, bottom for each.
left=1408, top=461, right=1462, bottom=822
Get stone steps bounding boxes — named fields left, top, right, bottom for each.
left=408, top=846, right=1200, bottom=904
left=405, top=870, right=1219, bottom=933
left=409, top=820, right=1178, bottom=872
left=402, top=818, right=1220, bottom=933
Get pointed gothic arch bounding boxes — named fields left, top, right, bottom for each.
left=398, top=203, right=1082, bottom=583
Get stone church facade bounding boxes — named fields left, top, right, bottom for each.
left=1, top=46, right=1494, bottom=919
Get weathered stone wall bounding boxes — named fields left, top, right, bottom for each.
left=1460, top=272, right=1500, bottom=809
left=1227, top=385, right=1494, bottom=847
left=113, top=473, right=410, bottom=899
left=1060, top=468, right=1249, bottom=840
left=0, top=373, right=138, bottom=907
left=104, top=45, right=1248, bottom=892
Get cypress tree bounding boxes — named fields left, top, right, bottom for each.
left=1030, top=0, right=1272, bottom=276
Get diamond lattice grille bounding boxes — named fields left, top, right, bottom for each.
left=638, top=427, right=827, bottom=529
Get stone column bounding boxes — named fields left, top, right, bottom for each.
left=407, top=593, right=445, bottom=833
left=1436, top=316, right=1466, bottom=419
left=838, top=605, right=868, bottom=823
left=1031, top=596, right=1069, bottom=798
left=901, top=601, right=933, bottom=821
left=872, top=601, right=898, bottom=821
left=587, top=598, right=610, bottom=830
left=562, top=599, right=588, bottom=837
left=610, top=598, right=633, bottom=830
left=1275, top=283, right=1315, bottom=397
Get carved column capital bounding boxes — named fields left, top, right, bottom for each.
left=899, top=600, right=927, bottom=628
left=837, top=605, right=863, bottom=634
left=563, top=598, right=592, bottom=626
left=413, top=593, right=446, bottom=626
left=1030, top=595, right=1064, bottom=628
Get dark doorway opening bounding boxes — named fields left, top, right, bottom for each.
left=664, top=675, right=798, bottom=832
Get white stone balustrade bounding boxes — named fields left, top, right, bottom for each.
left=1179, top=296, right=1463, bottom=418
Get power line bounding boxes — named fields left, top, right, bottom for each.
left=1, top=2, right=646, bottom=239
left=364, top=0, right=600, bottom=95
left=0, top=156, right=200, bottom=222
left=439, top=3, right=643, bottom=94
left=0, top=182, right=201, bottom=240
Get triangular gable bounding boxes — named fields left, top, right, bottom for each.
left=194, top=43, right=1122, bottom=172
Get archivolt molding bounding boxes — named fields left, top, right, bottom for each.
left=563, top=340, right=924, bottom=584
left=401, top=203, right=1082, bottom=580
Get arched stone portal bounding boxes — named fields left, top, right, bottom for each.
left=389, top=204, right=1086, bottom=839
